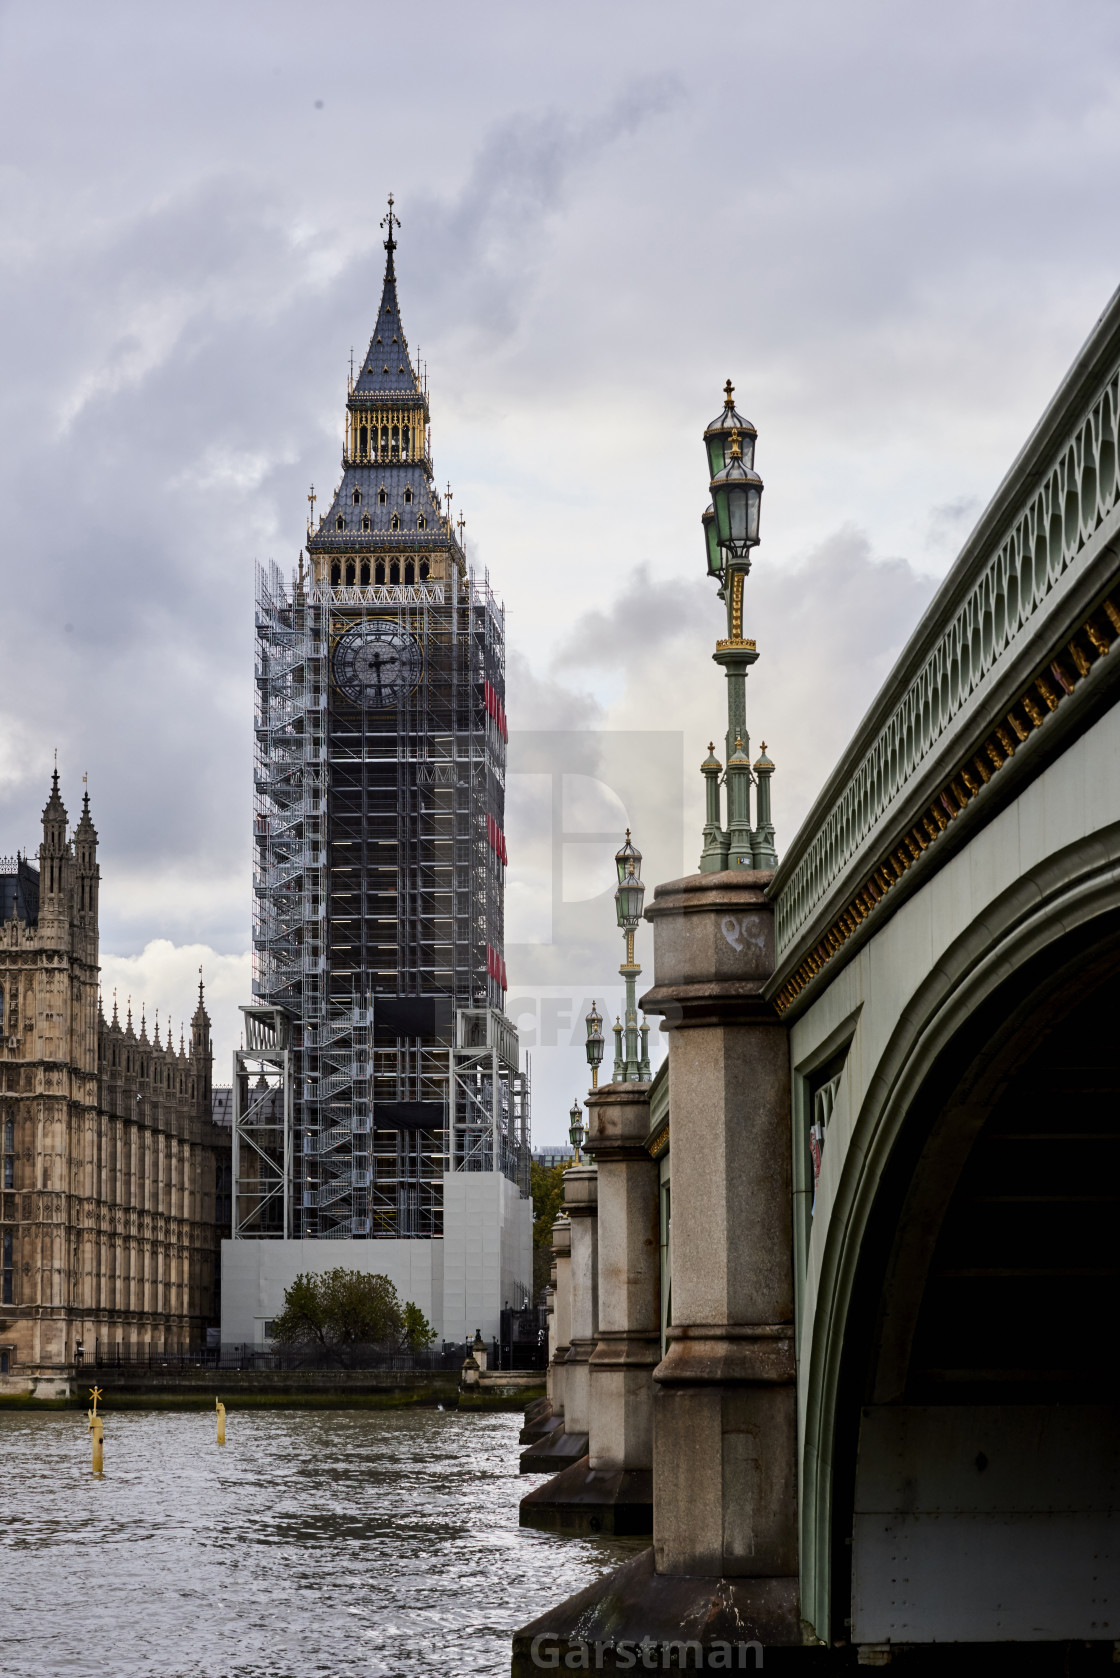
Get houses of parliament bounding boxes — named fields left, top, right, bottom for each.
left=0, top=772, right=229, bottom=1374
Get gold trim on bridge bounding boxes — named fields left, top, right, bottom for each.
left=773, top=594, right=1120, bottom=1015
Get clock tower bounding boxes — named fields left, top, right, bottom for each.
left=227, top=200, right=531, bottom=1345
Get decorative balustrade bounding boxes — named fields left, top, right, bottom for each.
left=772, top=299, right=1120, bottom=980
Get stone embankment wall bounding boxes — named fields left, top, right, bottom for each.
left=0, top=1368, right=543, bottom=1411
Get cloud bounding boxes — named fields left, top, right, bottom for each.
left=506, top=528, right=936, bottom=1136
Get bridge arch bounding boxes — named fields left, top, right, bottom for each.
left=801, top=821, right=1120, bottom=1645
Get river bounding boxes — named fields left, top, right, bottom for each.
left=3, top=1405, right=641, bottom=1678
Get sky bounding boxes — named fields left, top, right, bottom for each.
left=3, top=0, right=1120, bottom=1138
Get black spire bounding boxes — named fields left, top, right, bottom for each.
left=351, top=195, right=421, bottom=402
left=381, top=192, right=399, bottom=280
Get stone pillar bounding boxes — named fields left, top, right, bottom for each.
left=520, top=1215, right=575, bottom=1471
left=584, top=1083, right=658, bottom=1479
left=514, top=871, right=797, bottom=1662
left=518, top=1081, right=660, bottom=1535
left=645, top=869, right=797, bottom=1637
left=560, top=1165, right=597, bottom=1437
left=551, top=1215, right=571, bottom=1418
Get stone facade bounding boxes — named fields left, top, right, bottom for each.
left=0, top=774, right=228, bottom=1374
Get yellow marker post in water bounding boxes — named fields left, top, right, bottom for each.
left=216, top=1397, right=226, bottom=1445
left=87, top=1386, right=104, bottom=1474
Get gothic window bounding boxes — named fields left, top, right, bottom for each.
left=378, top=486, right=387, bottom=504
left=390, top=561, right=400, bottom=584
left=404, top=487, right=413, bottom=505
left=345, top=561, right=356, bottom=585
left=390, top=513, right=400, bottom=532
left=360, top=561, right=370, bottom=585
left=358, top=427, right=368, bottom=458
left=404, top=560, right=415, bottom=584
left=375, top=561, right=385, bottom=584
left=331, top=561, right=341, bottom=586
left=376, top=336, right=382, bottom=345
left=380, top=426, right=389, bottom=459
left=417, top=514, right=426, bottom=530
left=336, top=514, right=345, bottom=531
left=352, top=488, right=361, bottom=505
left=419, top=559, right=429, bottom=581
left=391, top=425, right=399, bottom=461
left=402, top=425, right=410, bottom=458
left=362, top=514, right=370, bottom=532
left=391, top=336, right=398, bottom=345
left=3, top=1118, right=11, bottom=1151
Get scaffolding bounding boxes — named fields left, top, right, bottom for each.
left=240, top=560, right=529, bottom=1241
left=231, top=1005, right=292, bottom=1238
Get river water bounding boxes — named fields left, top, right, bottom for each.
left=3, top=1406, right=642, bottom=1678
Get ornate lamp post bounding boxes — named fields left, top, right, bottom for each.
left=612, top=832, right=652, bottom=1084
left=584, top=1001, right=604, bottom=1090
left=568, top=1099, right=586, bottom=1164
left=699, top=380, right=778, bottom=873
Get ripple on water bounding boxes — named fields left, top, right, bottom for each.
left=2, top=1407, right=642, bottom=1678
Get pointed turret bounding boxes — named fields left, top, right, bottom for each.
left=191, top=976, right=211, bottom=1057
left=191, top=975, right=212, bottom=1107
left=351, top=194, right=423, bottom=404
left=41, top=768, right=68, bottom=857
left=75, top=788, right=100, bottom=940
left=38, top=767, right=72, bottom=923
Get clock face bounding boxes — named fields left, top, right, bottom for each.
left=332, top=620, right=422, bottom=708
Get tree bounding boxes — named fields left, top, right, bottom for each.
left=270, top=1268, right=409, bottom=1347
left=530, top=1157, right=573, bottom=1301
left=402, top=1302, right=437, bottom=1350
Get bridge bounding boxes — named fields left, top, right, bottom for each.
left=515, top=288, right=1120, bottom=1669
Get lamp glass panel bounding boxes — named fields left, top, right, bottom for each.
left=713, top=487, right=732, bottom=545
left=616, top=881, right=645, bottom=923
left=705, top=434, right=725, bottom=480
left=705, top=514, right=722, bottom=576
left=746, top=485, right=761, bottom=542
left=729, top=483, right=748, bottom=545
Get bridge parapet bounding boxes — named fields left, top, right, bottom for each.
left=770, top=287, right=1120, bottom=1015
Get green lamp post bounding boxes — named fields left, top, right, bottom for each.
left=699, top=379, right=778, bottom=873
left=569, top=1099, right=586, bottom=1164
left=612, top=831, right=652, bottom=1084
left=584, top=1000, right=604, bottom=1090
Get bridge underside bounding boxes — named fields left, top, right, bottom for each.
left=836, top=933, right=1120, bottom=1649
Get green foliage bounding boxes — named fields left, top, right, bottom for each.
left=530, top=1157, right=572, bottom=1301
left=531, top=1158, right=571, bottom=1248
left=270, top=1267, right=420, bottom=1347
left=402, top=1302, right=438, bottom=1350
